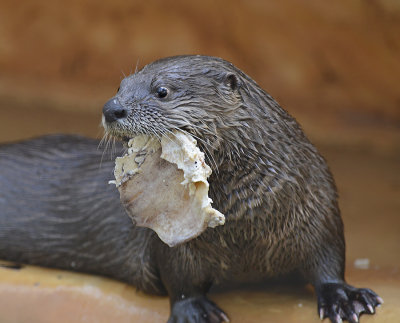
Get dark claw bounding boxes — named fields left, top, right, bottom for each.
left=168, top=296, right=229, bottom=323
left=317, top=283, right=381, bottom=323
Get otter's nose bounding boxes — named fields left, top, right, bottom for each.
left=103, top=98, right=128, bottom=123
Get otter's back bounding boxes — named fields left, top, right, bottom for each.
left=0, top=135, right=137, bottom=280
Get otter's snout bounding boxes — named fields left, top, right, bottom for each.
left=103, top=98, right=128, bottom=123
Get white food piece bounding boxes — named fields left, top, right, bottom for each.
left=112, top=132, right=225, bottom=247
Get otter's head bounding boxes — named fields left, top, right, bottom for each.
left=102, top=55, right=243, bottom=151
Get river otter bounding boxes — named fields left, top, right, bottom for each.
left=0, top=55, right=381, bottom=322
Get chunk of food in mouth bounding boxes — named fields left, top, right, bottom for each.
left=110, top=132, right=225, bottom=247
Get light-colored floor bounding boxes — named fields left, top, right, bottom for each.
left=0, top=140, right=398, bottom=322
left=0, top=263, right=398, bottom=323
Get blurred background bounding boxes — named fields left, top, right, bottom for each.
left=0, top=1, right=399, bottom=322
left=0, top=0, right=399, bottom=151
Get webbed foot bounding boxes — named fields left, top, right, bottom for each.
left=168, top=296, right=229, bottom=323
left=317, top=283, right=383, bottom=323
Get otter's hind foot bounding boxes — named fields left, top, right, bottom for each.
left=168, top=296, right=229, bottom=323
left=317, top=283, right=383, bottom=323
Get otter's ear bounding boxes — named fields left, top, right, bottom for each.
left=223, top=73, right=240, bottom=91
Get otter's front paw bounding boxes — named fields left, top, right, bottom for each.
left=168, top=296, right=229, bottom=323
left=317, top=283, right=383, bottom=323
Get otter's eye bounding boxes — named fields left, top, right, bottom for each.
left=117, top=86, right=120, bottom=93
left=156, top=87, right=169, bottom=98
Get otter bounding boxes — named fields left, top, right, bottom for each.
left=0, top=55, right=382, bottom=323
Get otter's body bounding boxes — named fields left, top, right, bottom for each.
left=0, top=135, right=164, bottom=294
left=0, top=55, right=381, bottom=323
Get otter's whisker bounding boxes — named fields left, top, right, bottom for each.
left=160, top=127, right=184, bottom=146
left=149, top=126, right=162, bottom=142
left=99, top=132, right=116, bottom=167
left=110, top=137, right=117, bottom=160
left=169, top=120, right=223, bottom=144
left=98, top=133, right=108, bottom=150
left=134, top=58, right=140, bottom=74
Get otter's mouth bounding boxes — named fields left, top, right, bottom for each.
left=102, top=117, right=158, bottom=145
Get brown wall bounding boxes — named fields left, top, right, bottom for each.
left=0, top=0, right=399, bottom=151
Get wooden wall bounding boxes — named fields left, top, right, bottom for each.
left=0, top=0, right=399, bottom=151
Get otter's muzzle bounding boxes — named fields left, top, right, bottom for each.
left=103, top=98, right=128, bottom=123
